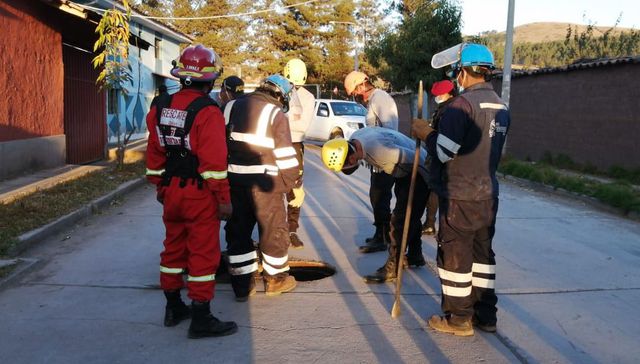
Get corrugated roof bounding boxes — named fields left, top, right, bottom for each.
left=67, top=0, right=192, bottom=43
left=496, top=55, right=640, bottom=78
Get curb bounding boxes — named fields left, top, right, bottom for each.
left=499, top=173, right=640, bottom=221
left=0, top=258, right=41, bottom=292
left=8, top=177, right=146, bottom=257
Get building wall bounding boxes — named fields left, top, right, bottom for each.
left=107, top=22, right=183, bottom=144
left=0, top=0, right=64, bottom=143
left=0, top=136, right=66, bottom=178
left=505, top=64, right=640, bottom=170
left=391, top=92, right=430, bottom=137
left=0, top=0, right=67, bottom=180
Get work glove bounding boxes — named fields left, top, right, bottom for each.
left=411, top=118, right=435, bottom=141
left=288, top=187, right=305, bottom=208
left=217, top=203, right=233, bottom=221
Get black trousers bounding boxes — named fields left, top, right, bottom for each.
left=424, top=191, right=439, bottom=228
left=225, top=185, right=290, bottom=297
left=390, top=174, right=429, bottom=257
left=369, top=169, right=395, bottom=227
left=286, top=142, right=305, bottom=232
left=436, top=198, right=499, bottom=324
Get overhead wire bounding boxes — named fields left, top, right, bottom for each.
left=72, top=0, right=325, bottom=20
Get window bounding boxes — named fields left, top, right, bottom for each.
left=330, top=102, right=366, bottom=116
left=154, top=38, right=161, bottom=59
left=317, top=102, right=330, bottom=117
left=108, top=89, right=118, bottom=114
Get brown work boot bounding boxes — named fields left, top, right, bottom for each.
left=289, top=232, right=304, bottom=249
left=428, top=315, right=474, bottom=337
left=264, top=274, right=297, bottom=296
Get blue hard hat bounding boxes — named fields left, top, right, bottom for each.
left=263, top=74, right=294, bottom=98
left=460, top=43, right=495, bottom=69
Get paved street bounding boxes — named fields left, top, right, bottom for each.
left=1, top=145, right=639, bottom=363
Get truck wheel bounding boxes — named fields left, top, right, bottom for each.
left=330, top=129, right=344, bottom=139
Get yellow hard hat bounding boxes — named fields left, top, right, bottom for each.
left=344, top=71, right=368, bottom=96
left=322, top=138, right=349, bottom=172
left=283, top=58, right=307, bottom=86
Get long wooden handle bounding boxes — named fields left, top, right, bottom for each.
left=391, top=80, right=423, bottom=318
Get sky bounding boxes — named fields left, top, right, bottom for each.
left=460, top=0, right=640, bottom=35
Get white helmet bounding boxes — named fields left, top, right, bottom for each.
left=344, top=71, right=368, bottom=96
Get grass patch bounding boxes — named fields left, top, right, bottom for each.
left=499, top=158, right=640, bottom=215
left=0, top=161, right=144, bottom=256
left=540, top=152, right=640, bottom=185
left=0, top=262, right=17, bottom=279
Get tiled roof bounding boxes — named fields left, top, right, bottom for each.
left=496, top=55, right=640, bottom=78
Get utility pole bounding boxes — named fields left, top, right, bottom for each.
left=501, top=0, right=516, bottom=156
left=329, top=21, right=363, bottom=71
left=501, top=0, right=515, bottom=106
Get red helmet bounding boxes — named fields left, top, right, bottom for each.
left=170, top=44, right=222, bottom=82
left=430, top=80, right=454, bottom=96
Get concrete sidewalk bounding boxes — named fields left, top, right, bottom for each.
left=0, top=139, right=147, bottom=205
left=0, top=145, right=639, bottom=363
left=0, top=164, right=106, bottom=205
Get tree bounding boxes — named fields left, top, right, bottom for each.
left=189, top=0, right=250, bottom=78
left=92, top=0, right=134, bottom=169
left=367, top=0, right=462, bottom=91
left=248, top=0, right=322, bottom=78
left=134, top=0, right=170, bottom=17
left=316, top=0, right=357, bottom=86
left=356, top=0, right=386, bottom=76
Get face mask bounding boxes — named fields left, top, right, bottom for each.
left=281, top=95, right=290, bottom=113
left=455, top=72, right=465, bottom=94
left=435, top=95, right=446, bottom=104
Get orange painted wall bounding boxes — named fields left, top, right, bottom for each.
left=0, top=0, right=64, bottom=142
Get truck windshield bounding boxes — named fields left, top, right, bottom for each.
left=330, top=102, right=366, bottom=116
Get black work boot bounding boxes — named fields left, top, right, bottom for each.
left=406, top=253, right=426, bottom=267
left=472, top=315, right=497, bottom=333
left=363, top=257, right=398, bottom=283
left=359, top=224, right=390, bottom=253
left=363, top=233, right=406, bottom=283
left=235, top=278, right=256, bottom=302
left=188, top=301, right=238, bottom=339
left=406, top=243, right=426, bottom=267
left=231, top=273, right=257, bottom=302
left=163, top=290, right=191, bottom=327
left=365, top=224, right=383, bottom=244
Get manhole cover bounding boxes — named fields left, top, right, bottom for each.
left=217, top=253, right=336, bottom=283
left=288, top=259, right=336, bottom=282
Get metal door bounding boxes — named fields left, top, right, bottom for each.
left=63, top=43, right=106, bottom=164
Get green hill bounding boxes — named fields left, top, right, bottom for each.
left=468, top=22, right=640, bottom=68
left=508, top=22, right=632, bottom=43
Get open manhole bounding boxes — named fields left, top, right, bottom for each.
left=288, top=258, right=336, bottom=282
left=217, top=252, right=336, bottom=283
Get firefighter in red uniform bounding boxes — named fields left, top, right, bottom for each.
left=145, top=44, right=237, bottom=339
